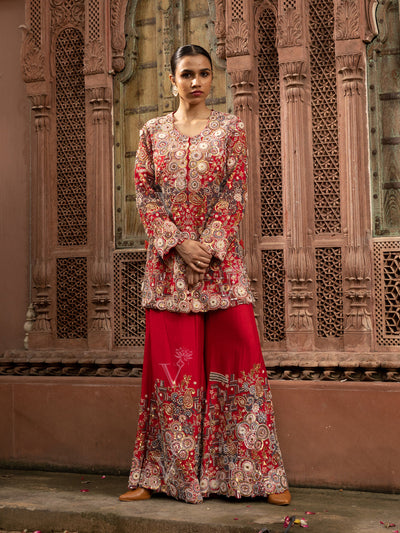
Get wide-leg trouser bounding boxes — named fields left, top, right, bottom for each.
left=128, top=303, right=288, bottom=504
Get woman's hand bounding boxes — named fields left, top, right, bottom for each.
left=176, top=239, right=212, bottom=272
left=186, top=265, right=205, bottom=288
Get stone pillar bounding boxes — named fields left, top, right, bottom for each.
left=222, top=0, right=265, bottom=329
left=84, top=0, right=114, bottom=349
left=87, top=87, right=113, bottom=348
left=29, top=93, right=53, bottom=346
left=20, top=6, right=53, bottom=348
left=337, top=52, right=372, bottom=350
left=230, top=67, right=263, bottom=325
left=110, top=0, right=130, bottom=73
left=281, top=60, right=314, bottom=351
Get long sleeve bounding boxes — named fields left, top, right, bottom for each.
left=199, top=118, right=248, bottom=261
left=134, top=125, right=185, bottom=258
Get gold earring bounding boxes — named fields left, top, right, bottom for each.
left=172, top=85, right=178, bottom=97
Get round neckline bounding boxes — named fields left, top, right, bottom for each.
left=171, top=109, right=215, bottom=139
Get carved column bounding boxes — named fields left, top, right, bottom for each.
left=110, top=0, right=130, bottom=73
left=20, top=7, right=53, bottom=347
left=282, top=61, right=314, bottom=350
left=85, top=0, right=114, bottom=349
left=214, top=0, right=227, bottom=59
left=223, top=1, right=264, bottom=328
left=337, top=52, right=372, bottom=350
left=87, top=87, right=113, bottom=347
left=29, top=94, right=53, bottom=346
left=230, top=68, right=263, bottom=323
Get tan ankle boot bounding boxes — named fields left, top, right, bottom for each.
left=119, top=487, right=152, bottom=501
left=267, top=489, right=291, bottom=505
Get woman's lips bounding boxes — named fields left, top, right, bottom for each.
left=190, top=91, right=203, bottom=96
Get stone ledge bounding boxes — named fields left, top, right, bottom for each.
left=1, top=350, right=399, bottom=381
left=1, top=470, right=400, bottom=533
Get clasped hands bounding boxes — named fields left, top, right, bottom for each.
left=176, top=239, right=212, bottom=288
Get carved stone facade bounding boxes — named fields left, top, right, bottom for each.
left=10, top=0, right=400, bottom=381
left=21, top=0, right=114, bottom=350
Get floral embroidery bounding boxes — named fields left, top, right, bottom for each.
left=134, top=110, right=253, bottom=313
left=129, top=375, right=205, bottom=504
left=129, top=364, right=288, bottom=503
left=201, top=364, right=288, bottom=498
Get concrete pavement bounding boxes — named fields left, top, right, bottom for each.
left=0, top=469, right=399, bottom=533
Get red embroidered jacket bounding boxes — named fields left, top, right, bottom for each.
left=134, top=110, right=253, bottom=313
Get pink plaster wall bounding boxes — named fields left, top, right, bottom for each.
left=0, top=0, right=29, bottom=352
left=1, top=377, right=399, bottom=492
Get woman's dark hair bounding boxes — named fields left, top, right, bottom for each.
left=170, top=45, right=213, bottom=76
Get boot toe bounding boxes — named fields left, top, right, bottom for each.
left=267, top=489, right=291, bottom=506
left=119, top=487, right=152, bottom=501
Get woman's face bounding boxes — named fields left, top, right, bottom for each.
left=171, top=54, right=212, bottom=104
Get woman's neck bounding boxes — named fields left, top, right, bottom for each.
left=174, top=101, right=211, bottom=122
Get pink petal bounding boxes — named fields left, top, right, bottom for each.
left=80, top=489, right=89, bottom=492
left=283, top=516, right=291, bottom=527
left=305, top=511, right=316, bottom=515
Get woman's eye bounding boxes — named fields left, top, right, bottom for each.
left=201, top=72, right=210, bottom=77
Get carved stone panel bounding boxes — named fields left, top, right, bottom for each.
left=55, top=27, right=87, bottom=247
left=257, top=6, right=283, bottom=239
left=309, top=0, right=341, bottom=235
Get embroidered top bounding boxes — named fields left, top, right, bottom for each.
left=134, top=109, right=253, bottom=313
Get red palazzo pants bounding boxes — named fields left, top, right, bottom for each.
left=128, top=303, right=288, bottom=504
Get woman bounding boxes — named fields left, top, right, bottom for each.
left=119, top=44, right=290, bottom=505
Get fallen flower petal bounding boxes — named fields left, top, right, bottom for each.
left=284, top=516, right=296, bottom=532
left=284, top=516, right=292, bottom=528
left=305, top=511, right=316, bottom=515
left=294, top=518, right=309, bottom=528
left=80, top=488, right=89, bottom=492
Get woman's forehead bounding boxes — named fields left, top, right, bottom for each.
left=176, top=54, right=212, bottom=72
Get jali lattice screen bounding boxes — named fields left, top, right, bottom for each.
left=257, top=6, right=283, bottom=239
left=374, top=240, right=400, bottom=347
left=309, top=0, right=341, bottom=234
left=113, top=251, right=147, bottom=347
left=55, top=28, right=87, bottom=247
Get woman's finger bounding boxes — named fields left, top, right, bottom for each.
left=191, top=261, right=207, bottom=273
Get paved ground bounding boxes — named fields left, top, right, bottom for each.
left=0, top=470, right=399, bottom=533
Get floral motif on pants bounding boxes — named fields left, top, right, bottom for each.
left=129, top=364, right=288, bottom=503
left=200, top=364, right=288, bottom=498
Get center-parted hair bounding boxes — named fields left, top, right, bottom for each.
left=170, top=45, right=213, bottom=76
